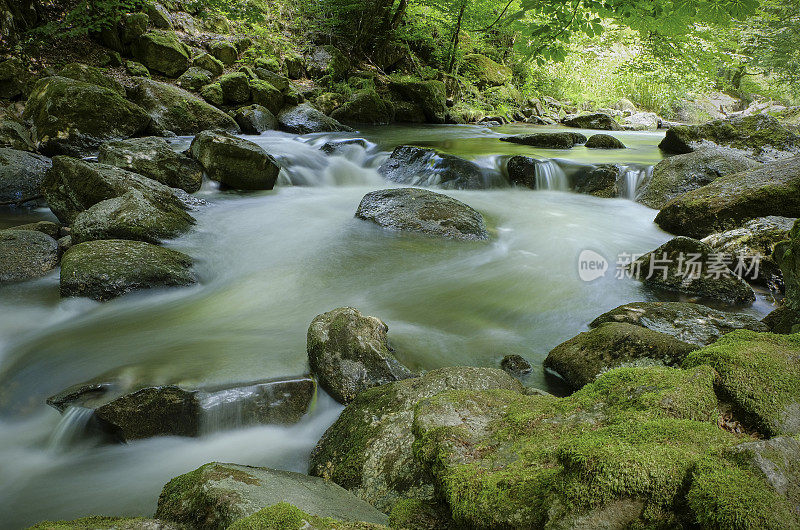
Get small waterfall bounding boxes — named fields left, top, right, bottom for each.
left=198, top=385, right=258, bottom=433
left=535, top=160, right=569, bottom=191
left=620, top=165, right=652, bottom=200
left=47, top=406, right=95, bottom=450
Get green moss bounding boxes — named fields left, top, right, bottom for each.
left=228, top=502, right=385, bottom=530
left=683, top=330, right=800, bottom=436
left=27, top=516, right=156, bottom=529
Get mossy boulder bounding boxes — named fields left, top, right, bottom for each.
left=763, top=305, right=800, bottom=334
left=388, top=80, right=446, bottom=124
left=563, top=112, right=622, bottom=131
left=190, top=130, right=279, bottom=190
left=127, top=78, right=239, bottom=135
left=199, top=82, right=223, bottom=106
left=27, top=516, right=182, bottom=529
left=654, top=157, right=800, bottom=239
left=306, top=45, right=351, bottom=80
left=120, top=12, right=148, bottom=44
left=93, top=385, right=200, bottom=439
left=500, top=132, right=585, bottom=149
left=0, top=118, right=35, bottom=151
left=208, top=40, right=238, bottom=65
left=253, top=68, right=290, bottom=91
left=500, top=354, right=533, bottom=376
left=544, top=322, right=697, bottom=389
left=233, top=104, right=278, bottom=134
left=71, top=189, right=195, bottom=244
left=307, top=307, right=413, bottom=404
left=131, top=30, right=191, bottom=77
left=590, top=301, right=768, bottom=346
left=330, top=90, right=394, bottom=125
left=572, top=164, right=620, bottom=197
left=23, top=76, right=151, bottom=156
left=506, top=155, right=538, bottom=189
left=98, top=136, right=203, bottom=193
left=0, top=148, right=51, bottom=204
left=228, top=503, right=386, bottom=530
left=355, top=188, right=488, bottom=241
left=461, top=54, right=512, bottom=88
left=56, top=62, right=125, bottom=95
left=249, top=79, right=283, bottom=115
left=309, top=367, right=523, bottom=513
left=192, top=53, right=224, bottom=77
left=60, top=239, right=195, bottom=301
left=0, top=56, right=30, bottom=99
left=776, top=219, right=800, bottom=310
left=659, top=114, right=800, bottom=162
left=633, top=236, right=755, bottom=305
left=125, top=60, right=150, bottom=77
left=585, top=133, right=625, bottom=149
left=683, top=330, right=800, bottom=437
left=639, top=147, right=762, bottom=209
left=277, top=103, right=352, bottom=134
left=254, top=56, right=281, bottom=73
left=177, top=67, right=213, bottom=91
left=155, top=463, right=388, bottom=529
left=0, top=229, right=59, bottom=283
left=219, top=72, right=250, bottom=104
left=378, top=145, right=488, bottom=189
left=146, top=2, right=173, bottom=28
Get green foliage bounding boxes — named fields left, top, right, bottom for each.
left=56, top=0, right=147, bottom=36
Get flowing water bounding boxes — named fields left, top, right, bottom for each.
left=0, top=124, right=777, bottom=528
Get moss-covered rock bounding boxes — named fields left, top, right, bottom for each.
left=683, top=330, right=800, bottom=437
left=563, top=112, right=622, bottom=131
left=249, top=79, right=283, bottom=114
left=776, top=219, right=800, bottom=310
left=544, top=322, right=697, bottom=389
left=306, top=45, right=351, bottom=80
left=199, top=82, right=223, bottom=106
left=572, top=164, right=620, bottom=197
left=0, top=147, right=51, bottom=204
left=0, top=118, right=35, bottom=151
left=355, top=187, right=488, bottom=240
left=208, top=40, right=238, bottom=66
left=307, top=307, right=413, bottom=404
left=93, top=385, right=199, bottom=439
left=388, top=80, right=446, bottom=124
left=378, top=145, right=489, bottom=189
left=0, top=56, right=30, bottom=99
left=253, top=68, right=290, bottom=92
left=60, top=239, right=195, bottom=301
left=27, top=516, right=182, bottom=529
left=277, top=103, right=352, bottom=134
left=633, top=236, right=756, bottom=305
left=654, top=157, right=800, bottom=239
left=585, top=133, right=625, bottom=149
left=192, top=53, right=224, bottom=77
left=500, top=132, right=584, bottom=149
left=505, top=155, right=538, bottom=189
left=131, top=30, right=191, bottom=77
left=309, top=367, right=523, bottom=514
left=125, top=60, right=150, bottom=78
left=590, top=301, right=768, bottom=346
left=23, top=76, right=151, bottom=156
left=127, top=78, right=239, bottom=135
left=219, top=72, right=250, bottom=104
left=233, top=104, right=278, bottom=134
left=98, top=136, right=203, bottom=193
left=120, top=12, right=148, bottom=44
left=146, top=2, right=173, bottom=28
left=57, top=63, right=126, bottom=96
left=659, top=114, right=800, bottom=162
left=330, top=90, right=393, bottom=125
left=177, top=67, right=213, bottom=91
left=228, top=503, right=386, bottom=530
left=156, top=463, right=388, bottom=529
left=762, top=305, right=800, bottom=334
left=0, top=229, right=59, bottom=283
left=190, top=130, right=279, bottom=190
left=461, top=54, right=512, bottom=88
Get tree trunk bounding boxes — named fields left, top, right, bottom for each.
left=447, top=0, right=467, bottom=73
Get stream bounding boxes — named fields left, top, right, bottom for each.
left=0, top=124, right=777, bottom=528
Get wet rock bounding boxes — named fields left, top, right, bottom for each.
left=190, top=130, right=279, bottom=190
left=307, top=307, right=413, bottom=404
left=309, top=367, right=523, bottom=513
left=590, top=301, right=769, bottom=346
left=355, top=188, right=488, bottom=241
left=131, top=30, right=191, bottom=77
left=461, top=54, right=512, bottom=88
left=232, top=104, right=278, bottom=134
left=229, top=503, right=385, bottom=530
left=622, top=111, right=659, bottom=131
left=572, top=164, right=620, bottom=197
left=0, top=148, right=51, bottom=205
left=563, top=112, right=622, bottom=130
left=544, top=322, right=697, bottom=389
left=98, top=136, right=203, bottom=193
left=253, top=68, right=290, bottom=92
left=632, top=237, right=755, bottom=305
left=585, top=133, right=625, bottom=149
left=277, top=103, right=352, bottom=134
left=330, top=90, right=394, bottom=125
left=762, top=305, right=800, bottom=334
left=388, top=80, right=447, bottom=124
left=776, top=219, right=800, bottom=310
left=156, top=462, right=388, bottom=528
left=208, top=40, right=239, bottom=65
left=378, top=145, right=488, bottom=189
left=305, top=45, right=351, bottom=80
left=60, top=239, right=195, bottom=301
left=219, top=72, right=250, bottom=104
left=659, top=114, right=800, bottom=161
left=57, top=62, right=126, bottom=96
left=176, top=67, right=213, bottom=91
left=94, top=385, right=199, bottom=439
left=23, top=76, right=151, bottom=156
left=639, top=147, right=761, bottom=209
left=27, top=516, right=182, bottom=529
left=320, top=138, right=368, bottom=155
left=654, top=157, right=800, bottom=239
left=500, top=354, right=532, bottom=376
left=192, top=53, right=224, bottom=77
left=701, top=216, right=795, bottom=290
left=0, top=229, right=59, bottom=282
left=500, top=132, right=584, bottom=149
left=127, top=78, right=239, bottom=135
left=249, top=79, right=284, bottom=115
left=506, top=155, right=538, bottom=188
left=10, top=220, right=60, bottom=239
left=0, top=118, right=35, bottom=151
left=727, top=436, right=800, bottom=507
left=71, top=189, right=195, bottom=244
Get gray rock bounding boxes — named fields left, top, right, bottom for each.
left=190, top=130, right=279, bottom=190
left=98, top=137, right=203, bottom=193
left=0, top=229, right=59, bottom=282
left=585, top=134, right=626, bottom=149
left=305, top=45, right=351, bottom=80
left=0, top=148, right=51, bottom=204
left=156, top=462, right=388, bottom=528
left=563, top=112, right=622, bottom=130
left=622, top=111, right=659, bottom=131
left=219, top=72, right=250, bottom=104
left=506, top=155, right=538, bottom=189
left=500, top=354, right=532, bottom=376
left=232, top=104, right=277, bottom=134
left=729, top=436, right=800, bottom=504
left=9, top=220, right=60, bottom=238
left=500, top=132, right=585, bottom=149
left=277, top=103, right=352, bottom=134
left=355, top=188, right=488, bottom=241
left=208, top=40, right=238, bottom=65
left=378, top=145, right=488, bottom=189
left=307, top=307, right=413, bottom=404
left=176, top=67, right=213, bottom=91
left=0, top=119, right=35, bottom=151
left=572, top=164, right=620, bottom=197
left=192, top=53, right=224, bottom=77
left=95, top=386, right=200, bottom=440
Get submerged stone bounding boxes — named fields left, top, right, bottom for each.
left=500, top=132, right=584, bottom=149
left=377, top=145, right=488, bottom=189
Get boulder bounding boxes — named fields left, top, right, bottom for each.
left=319, top=138, right=368, bottom=156
left=762, top=305, right=800, bottom=334
left=330, top=90, right=394, bottom=125
left=461, top=54, right=512, bottom=88
left=572, top=164, right=620, bottom=197
left=500, top=132, right=585, bottom=149
left=377, top=145, right=487, bottom=189
left=0, top=229, right=59, bottom=282
left=621, top=111, right=659, bottom=131
left=0, top=56, right=30, bottom=99
left=500, top=354, right=532, bottom=376
left=199, top=83, right=223, bottom=106
left=146, top=2, right=173, bottom=28
left=208, top=40, right=239, bottom=65
left=684, top=330, right=800, bottom=437
left=506, top=155, right=538, bottom=189
left=638, top=147, right=761, bottom=209
left=307, top=307, right=413, bottom=404
left=10, top=220, right=60, bottom=238
left=0, top=118, right=35, bottom=151
left=388, top=80, right=447, bottom=124
left=219, top=72, right=250, bottom=104
left=98, top=136, right=203, bottom=193
left=60, top=239, right=195, bottom=301
left=23, top=76, right=151, bottom=156
left=355, top=188, right=488, bottom=241
left=57, top=62, right=126, bottom=95
left=233, top=104, right=278, bottom=134
left=28, top=516, right=181, bottom=530
left=654, top=157, right=800, bottom=239
left=309, top=367, right=523, bottom=513
left=544, top=322, right=697, bottom=389
left=190, top=130, right=279, bottom=190
left=0, top=148, right=51, bottom=204
left=776, top=219, right=800, bottom=310
left=125, top=60, right=150, bottom=78
left=585, top=133, right=625, bottom=149
left=127, top=78, right=239, bottom=135
left=192, top=53, right=224, bottom=77
left=249, top=79, right=284, bottom=115
left=131, top=30, right=191, bottom=77
left=632, top=237, right=755, bottom=305
left=120, top=12, right=148, bottom=44
left=94, top=385, right=199, bottom=439
left=590, top=301, right=768, bottom=346
left=659, top=114, right=800, bottom=162
left=392, top=101, right=426, bottom=124
left=228, top=503, right=385, bottom=530
left=156, top=463, right=388, bottom=529
left=701, top=216, right=795, bottom=290
left=284, top=53, right=305, bottom=79
left=71, top=189, right=195, bottom=244
left=253, top=68, right=290, bottom=92
left=563, top=112, right=622, bottom=130
left=305, top=45, right=351, bottom=80
left=277, top=104, right=352, bottom=134
left=176, top=67, right=213, bottom=91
